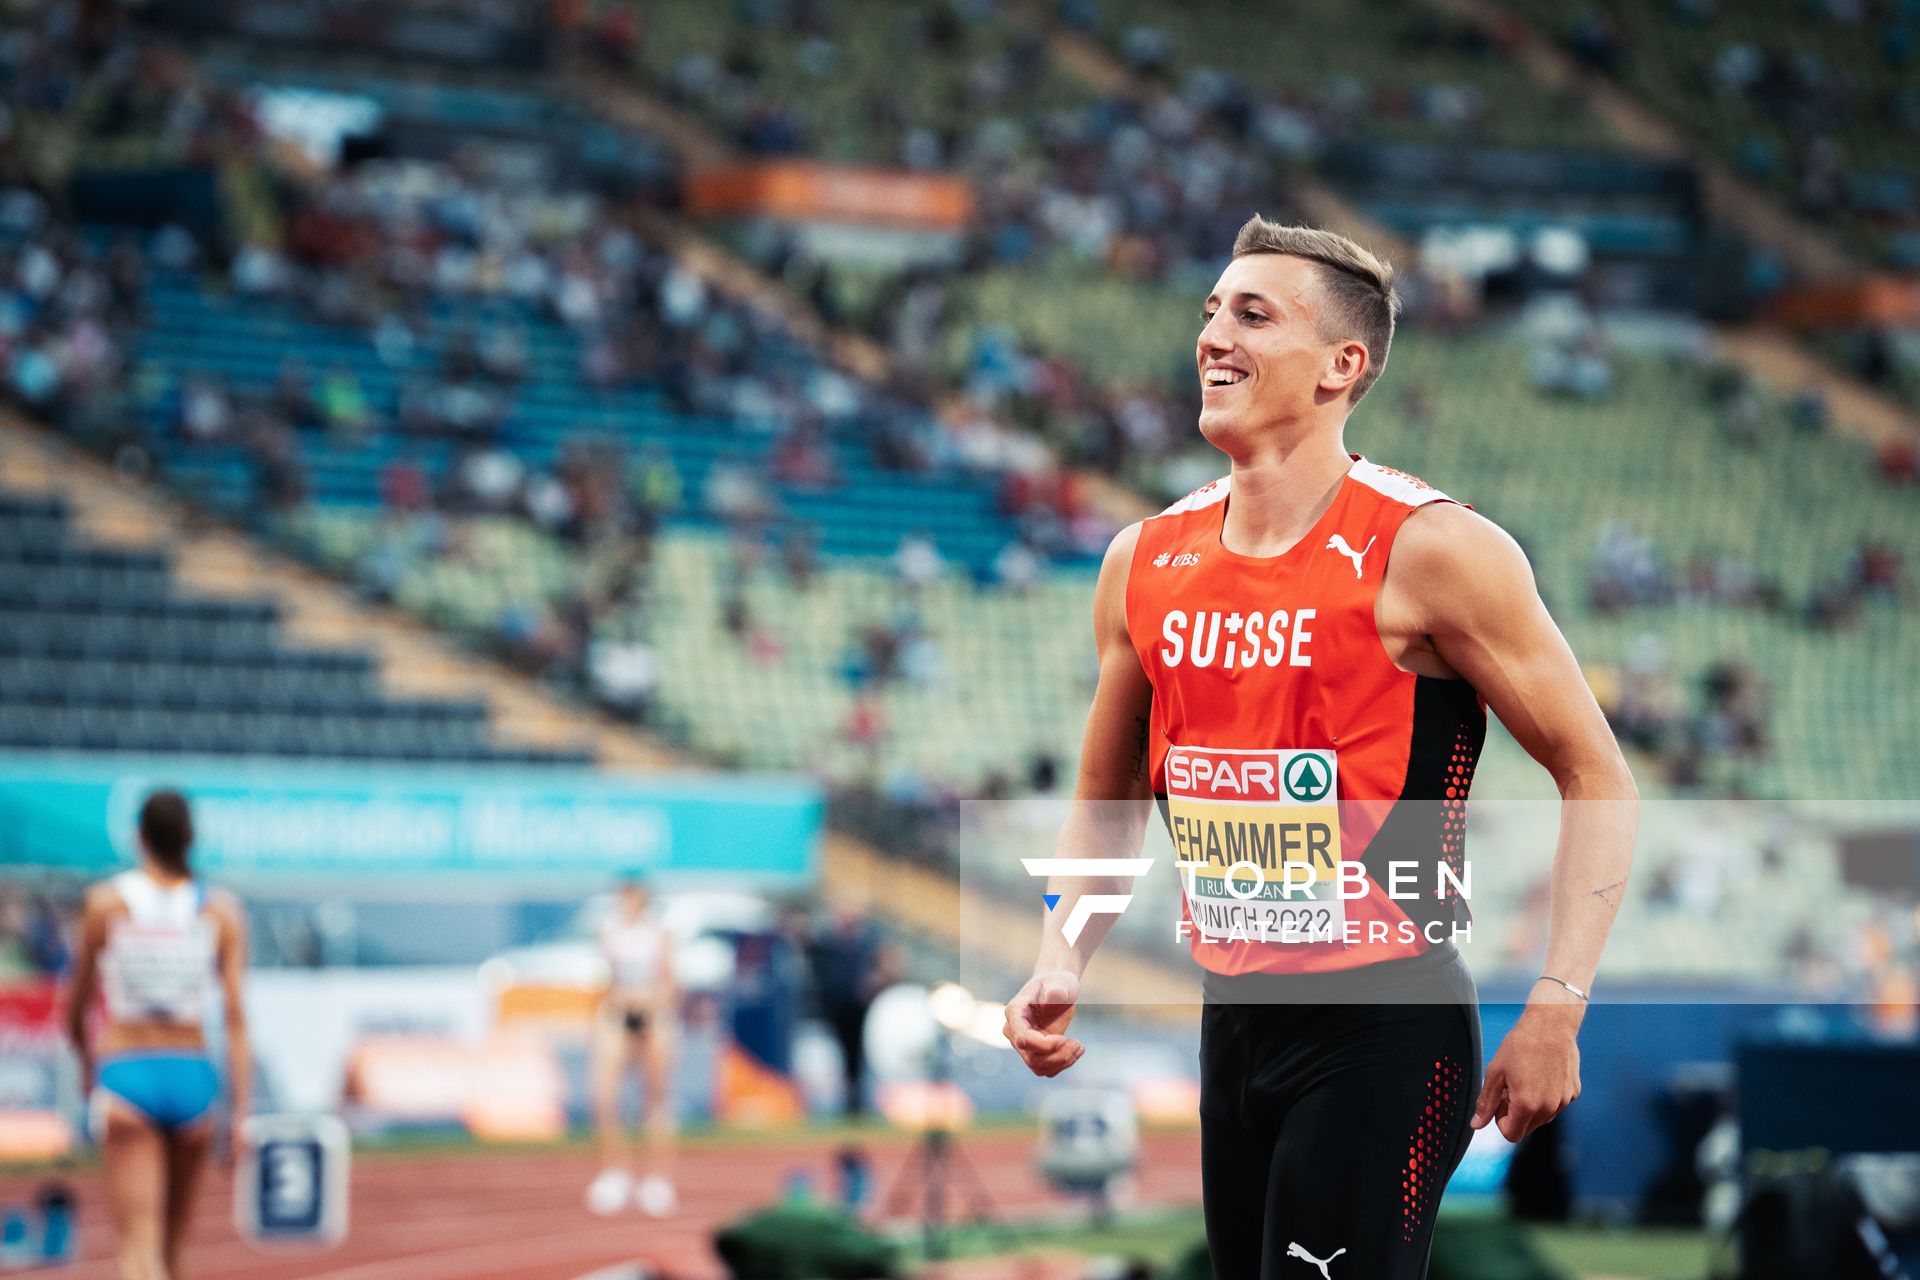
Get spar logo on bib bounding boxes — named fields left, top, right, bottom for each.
left=1282, top=754, right=1332, bottom=803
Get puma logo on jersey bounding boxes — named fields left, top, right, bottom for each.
left=1325, top=534, right=1375, bottom=578
left=1287, top=1242, right=1346, bottom=1278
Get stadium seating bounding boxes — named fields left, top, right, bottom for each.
left=1058, top=0, right=1714, bottom=316
left=0, top=490, right=585, bottom=764
left=634, top=0, right=1692, bottom=289
left=189, top=50, right=682, bottom=196
left=1397, top=335, right=1916, bottom=808
left=626, top=0, right=1323, bottom=382
left=1502, top=0, right=1920, bottom=267
left=634, top=0, right=1087, bottom=164
left=292, top=506, right=1097, bottom=786
left=631, top=0, right=1608, bottom=155
left=1075, top=0, right=1612, bottom=148
left=128, top=269, right=1041, bottom=573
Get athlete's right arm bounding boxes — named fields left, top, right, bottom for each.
left=1004, top=522, right=1154, bottom=1078
left=61, top=888, right=110, bottom=1092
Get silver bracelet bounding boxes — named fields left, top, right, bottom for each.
left=1536, top=974, right=1589, bottom=1002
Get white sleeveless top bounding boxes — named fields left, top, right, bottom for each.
left=600, top=909, right=667, bottom=999
left=99, top=870, right=218, bottom=1025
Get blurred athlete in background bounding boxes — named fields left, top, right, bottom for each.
left=585, top=874, right=679, bottom=1216
left=1005, top=217, right=1638, bottom=1279
left=65, top=789, right=250, bottom=1280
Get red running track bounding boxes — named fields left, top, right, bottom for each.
left=0, top=1129, right=1202, bottom=1280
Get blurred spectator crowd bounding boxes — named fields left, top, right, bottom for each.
left=1545, top=0, right=1920, bottom=269
left=0, top=880, right=76, bottom=980
left=640, top=0, right=1326, bottom=491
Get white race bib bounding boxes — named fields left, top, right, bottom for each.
left=1166, top=746, right=1343, bottom=945
left=103, top=922, right=215, bottom=1023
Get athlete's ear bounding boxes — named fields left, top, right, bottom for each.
left=1322, top=340, right=1368, bottom=398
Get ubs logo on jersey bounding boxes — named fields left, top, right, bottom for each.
left=1152, top=551, right=1201, bottom=568
left=1160, top=608, right=1315, bottom=669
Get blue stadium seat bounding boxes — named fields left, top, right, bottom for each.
left=0, top=483, right=581, bottom=765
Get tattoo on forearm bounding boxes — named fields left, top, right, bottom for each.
left=1590, top=879, right=1627, bottom=907
left=1128, top=714, right=1149, bottom=783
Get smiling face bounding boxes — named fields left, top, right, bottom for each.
left=1196, top=253, right=1368, bottom=454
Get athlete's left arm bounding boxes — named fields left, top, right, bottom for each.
left=1387, top=503, right=1639, bottom=1143
left=211, top=891, right=252, bottom=1135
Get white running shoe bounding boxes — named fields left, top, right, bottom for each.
left=636, top=1174, right=678, bottom=1217
left=586, top=1168, right=632, bottom=1217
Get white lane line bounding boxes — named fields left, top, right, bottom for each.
left=568, top=1263, right=651, bottom=1280
left=297, top=1222, right=679, bottom=1280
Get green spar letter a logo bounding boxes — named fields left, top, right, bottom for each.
left=1283, top=754, right=1332, bottom=803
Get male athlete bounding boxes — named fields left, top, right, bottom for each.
left=1004, top=218, right=1638, bottom=1279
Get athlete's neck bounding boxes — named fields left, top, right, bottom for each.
left=137, top=857, right=190, bottom=888
left=1221, top=434, right=1355, bottom=558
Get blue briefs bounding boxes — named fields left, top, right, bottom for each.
left=95, top=1053, right=220, bottom=1131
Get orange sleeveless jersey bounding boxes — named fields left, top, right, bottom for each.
left=1124, top=456, right=1485, bottom=976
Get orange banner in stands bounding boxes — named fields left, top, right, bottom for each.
left=686, top=162, right=974, bottom=230
left=1764, top=276, right=1920, bottom=328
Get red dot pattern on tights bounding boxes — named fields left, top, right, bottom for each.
left=1438, top=726, right=1477, bottom=903
left=1401, top=1056, right=1464, bottom=1242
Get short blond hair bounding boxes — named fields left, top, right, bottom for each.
left=1231, top=215, right=1399, bottom=405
